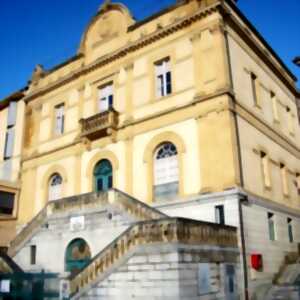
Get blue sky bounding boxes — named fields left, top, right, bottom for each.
left=0, top=0, right=299, bottom=99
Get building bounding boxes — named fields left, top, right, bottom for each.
left=0, top=89, right=26, bottom=247
left=0, top=0, right=300, bottom=299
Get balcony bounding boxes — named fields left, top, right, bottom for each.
left=79, top=109, right=119, bottom=141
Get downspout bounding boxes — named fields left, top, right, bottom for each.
left=223, top=17, right=249, bottom=300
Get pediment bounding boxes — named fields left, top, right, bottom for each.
left=79, top=3, right=135, bottom=60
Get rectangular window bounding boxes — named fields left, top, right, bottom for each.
left=261, top=151, right=271, bottom=189
left=0, top=191, right=15, bottom=215
left=295, top=173, right=300, bottom=196
left=251, top=73, right=260, bottom=107
left=286, top=107, right=295, bottom=135
left=3, top=128, right=15, bottom=160
left=268, top=212, right=276, bottom=241
left=287, top=218, right=293, bottom=243
left=280, top=163, right=289, bottom=197
left=7, top=101, right=17, bottom=127
left=271, top=91, right=279, bottom=122
left=98, top=83, right=113, bottom=112
left=155, top=58, right=172, bottom=98
left=30, top=245, right=36, bottom=265
left=54, top=104, right=65, bottom=135
left=215, top=205, right=225, bottom=225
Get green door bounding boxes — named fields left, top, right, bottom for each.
left=94, top=159, right=113, bottom=192
left=65, top=239, right=91, bottom=276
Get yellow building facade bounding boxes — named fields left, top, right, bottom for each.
left=1, top=0, right=300, bottom=298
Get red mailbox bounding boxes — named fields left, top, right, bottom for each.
left=251, top=254, right=263, bottom=270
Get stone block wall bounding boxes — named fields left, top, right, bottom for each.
left=79, top=244, right=240, bottom=300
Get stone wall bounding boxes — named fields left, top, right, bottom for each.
left=79, top=244, right=240, bottom=300
left=13, top=207, right=132, bottom=274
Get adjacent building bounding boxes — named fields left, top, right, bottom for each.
left=0, top=0, right=299, bottom=299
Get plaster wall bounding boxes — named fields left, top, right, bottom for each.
left=228, top=33, right=300, bottom=144
left=14, top=209, right=131, bottom=274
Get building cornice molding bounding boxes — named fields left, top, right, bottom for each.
left=23, top=3, right=220, bottom=103
left=220, top=2, right=297, bottom=97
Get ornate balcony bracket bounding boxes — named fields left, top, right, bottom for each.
left=79, top=109, right=119, bottom=141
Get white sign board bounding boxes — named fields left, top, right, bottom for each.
left=70, top=216, right=85, bottom=232
left=0, top=280, right=10, bottom=293
left=59, top=280, right=70, bottom=300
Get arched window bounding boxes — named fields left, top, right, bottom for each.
left=93, top=159, right=113, bottom=192
left=154, top=142, right=179, bottom=201
left=65, top=238, right=91, bottom=276
left=48, top=173, right=63, bottom=201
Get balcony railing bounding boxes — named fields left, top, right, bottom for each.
left=79, top=109, right=119, bottom=140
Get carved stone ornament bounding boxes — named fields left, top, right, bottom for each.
left=30, top=64, right=45, bottom=85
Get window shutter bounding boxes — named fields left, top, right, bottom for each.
left=156, top=75, right=163, bottom=98
left=55, top=105, right=64, bottom=135
left=7, top=102, right=17, bottom=127
left=166, top=71, right=172, bottom=94
left=4, top=128, right=15, bottom=159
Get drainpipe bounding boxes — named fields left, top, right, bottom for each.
left=223, top=19, right=249, bottom=300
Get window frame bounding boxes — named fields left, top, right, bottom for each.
left=154, top=57, right=172, bottom=99
left=3, top=127, right=15, bottom=160
left=215, top=205, right=225, bottom=225
left=53, top=103, right=65, bottom=136
left=0, top=186, right=19, bottom=220
left=270, top=91, right=280, bottom=123
left=267, top=212, right=276, bottom=242
left=287, top=218, right=294, bottom=243
left=260, top=151, right=272, bottom=190
left=98, top=82, right=114, bottom=113
left=280, top=163, right=289, bottom=197
left=30, top=245, right=37, bottom=265
left=153, top=142, right=179, bottom=201
left=250, top=72, right=261, bottom=108
left=295, top=173, right=300, bottom=197
left=286, top=106, right=295, bottom=136
left=48, top=173, right=63, bottom=202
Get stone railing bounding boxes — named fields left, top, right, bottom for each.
left=80, top=108, right=119, bottom=140
left=8, top=206, right=48, bottom=257
left=0, top=251, right=23, bottom=273
left=69, top=217, right=237, bottom=297
left=273, top=245, right=300, bottom=284
left=113, top=189, right=167, bottom=220
left=8, top=190, right=165, bottom=257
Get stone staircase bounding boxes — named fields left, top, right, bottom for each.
left=6, top=190, right=239, bottom=299
left=8, top=189, right=166, bottom=257
left=273, top=246, right=300, bottom=286
left=68, top=217, right=238, bottom=299
left=0, top=250, right=23, bottom=274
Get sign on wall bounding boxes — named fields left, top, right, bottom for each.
left=70, top=216, right=85, bottom=232
left=59, top=280, right=70, bottom=300
left=0, top=280, right=10, bottom=293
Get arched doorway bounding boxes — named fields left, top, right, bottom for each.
left=93, top=159, right=113, bottom=192
left=48, top=173, right=63, bottom=201
left=65, top=238, right=91, bottom=276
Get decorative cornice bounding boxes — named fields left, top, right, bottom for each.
left=220, top=2, right=297, bottom=96
left=23, top=3, right=220, bottom=103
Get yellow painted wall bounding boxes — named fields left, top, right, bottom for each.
left=1, top=0, right=299, bottom=244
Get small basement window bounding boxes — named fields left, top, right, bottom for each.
left=0, top=191, right=15, bottom=215
left=30, top=245, right=36, bottom=265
